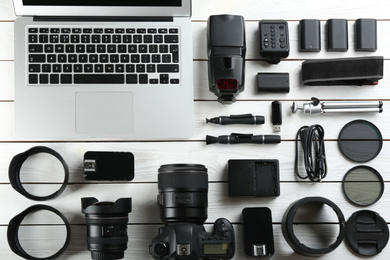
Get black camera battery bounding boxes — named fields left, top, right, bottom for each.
left=84, top=151, right=135, bottom=181
left=355, top=18, right=377, bottom=51
left=299, top=19, right=321, bottom=52
left=327, top=19, right=348, bottom=51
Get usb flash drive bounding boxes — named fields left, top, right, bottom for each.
left=271, top=101, right=282, bottom=132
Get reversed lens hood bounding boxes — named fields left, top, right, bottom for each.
left=281, top=197, right=346, bottom=256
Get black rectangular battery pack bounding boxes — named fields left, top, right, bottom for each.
left=299, top=19, right=321, bottom=52
left=327, top=19, right=348, bottom=51
left=355, top=18, right=377, bottom=51
left=84, top=151, right=135, bottom=181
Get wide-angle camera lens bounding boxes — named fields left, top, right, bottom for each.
left=81, top=197, right=132, bottom=260
left=158, top=164, right=208, bottom=224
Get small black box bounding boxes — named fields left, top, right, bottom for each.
left=327, top=19, right=348, bottom=51
left=257, top=73, right=289, bottom=93
left=355, top=18, right=377, bottom=51
left=299, top=19, right=321, bottom=52
left=228, top=159, right=280, bottom=197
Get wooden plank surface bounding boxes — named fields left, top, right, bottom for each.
left=1, top=0, right=389, bottom=259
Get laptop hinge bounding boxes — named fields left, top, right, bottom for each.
left=33, top=16, right=174, bottom=22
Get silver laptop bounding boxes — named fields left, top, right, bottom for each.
left=13, top=0, right=193, bottom=140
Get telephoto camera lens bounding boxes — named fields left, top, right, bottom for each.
left=81, top=197, right=132, bottom=260
left=158, top=164, right=208, bottom=224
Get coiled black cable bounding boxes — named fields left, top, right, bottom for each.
left=294, top=124, right=327, bottom=182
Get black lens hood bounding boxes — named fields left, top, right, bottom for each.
left=8, top=146, right=69, bottom=201
left=7, top=204, right=71, bottom=260
left=281, top=197, right=346, bottom=256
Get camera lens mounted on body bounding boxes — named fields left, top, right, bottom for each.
left=158, top=164, right=208, bottom=224
left=81, top=197, right=132, bottom=260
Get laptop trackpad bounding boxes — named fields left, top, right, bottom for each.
left=75, top=92, right=134, bottom=134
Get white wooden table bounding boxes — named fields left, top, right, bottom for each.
left=1, top=0, right=390, bottom=259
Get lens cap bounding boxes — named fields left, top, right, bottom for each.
left=342, top=166, right=384, bottom=206
left=346, top=210, right=389, bottom=256
left=338, top=120, right=382, bottom=162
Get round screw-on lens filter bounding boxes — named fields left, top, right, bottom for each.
left=338, top=120, right=382, bottom=162
left=342, top=166, right=384, bottom=206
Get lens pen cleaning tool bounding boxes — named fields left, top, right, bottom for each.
left=206, top=133, right=281, bottom=145
left=291, top=97, right=383, bottom=114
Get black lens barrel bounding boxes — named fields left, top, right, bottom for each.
left=158, top=164, right=208, bottom=224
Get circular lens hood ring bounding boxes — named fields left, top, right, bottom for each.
left=7, top=204, right=71, bottom=260
left=8, top=146, right=69, bottom=201
left=281, top=197, right=346, bottom=256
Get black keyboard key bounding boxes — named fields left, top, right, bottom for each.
left=154, top=35, right=163, bottom=43
left=76, top=45, right=85, bottom=53
left=126, top=64, right=135, bottom=72
left=139, top=45, right=148, bottom=53
left=137, top=28, right=146, bottom=34
left=29, top=54, right=45, bottom=62
left=29, top=35, right=38, bottom=43
left=110, top=54, right=119, bottom=63
left=100, top=54, right=109, bottom=63
left=71, top=35, right=80, bottom=43
left=74, top=64, right=83, bottom=73
left=115, top=64, right=124, bottom=73
left=118, top=45, right=127, bottom=53
left=44, top=44, right=54, bottom=53
left=81, top=35, right=90, bottom=43
left=139, top=74, right=148, bottom=84
left=170, top=79, right=180, bottom=84
left=116, top=28, right=125, bottom=33
left=164, top=35, right=179, bottom=43
left=147, top=64, right=156, bottom=73
left=105, top=64, right=114, bottom=72
left=55, top=44, right=64, bottom=53
left=79, top=54, right=88, bottom=63
left=58, top=54, right=67, bottom=62
left=50, top=35, right=59, bottom=43
left=97, top=45, right=106, bottom=53
left=121, top=54, right=130, bottom=63
left=131, top=54, right=140, bottom=63
left=47, top=55, right=56, bottom=63
left=94, top=28, right=103, bottom=33
left=28, top=28, right=38, bottom=33
left=159, top=45, right=168, bottom=53
left=40, top=74, right=49, bottom=84
left=152, top=54, right=161, bottom=63
left=89, top=54, right=98, bottom=63
left=144, top=35, right=153, bottom=43
left=107, top=45, right=116, bottom=53
left=68, top=54, right=77, bottom=63
left=148, top=28, right=157, bottom=34
left=42, top=64, right=51, bottom=72
left=162, top=54, right=171, bottom=63
left=123, top=35, right=132, bottom=43
left=149, top=45, right=158, bottom=53
left=136, top=64, right=145, bottom=72
left=95, top=64, right=104, bottom=72
left=61, top=74, right=72, bottom=84
left=39, top=28, right=49, bottom=33
left=61, top=28, right=71, bottom=33
left=65, top=44, right=75, bottom=53
left=63, top=64, right=72, bottom=72
left=72, top=28, right=82, bottom=33
left=51, top=28, right=60, bottom=33
left=53, top=64, right=62, bottom=73
left=126, top=74, right=137, bottom=84
left=29, top=74, right=38, bottom=84
left=128, top=45, right=137, bottom=53
left=160, top=74, right=169, bottom=84
left=102, top=35, right=111, bottom=43
left=157, top=64, right=179, bottom=72
left=158, top=28, right=168, bottom=34
left=74, top=74, right=124, bottom=84
left=104, top=28, right=114, bottom=33
left=113, top=35, right=121, bottom=43
left=126, top=28, right=135, bottom=34
left=87, top=45, right=96, bottom=53
left=50, top=74, right=59, bottom=84
left=39, top=34, right=48, bottom=43
left=169, top=28, right=179, bottom=33
left=29, top=44, right=43, bottom=52
left=141, top=54, right=150, bottom=63
left=83, top=28, right=92, bottom=33
left=133, top=35, right=142, bottom=43
left=60, top=35, right=70, bottom=43
left=150, top=78, right=158, bottom=84
left=170, top=45, right=179, bottom=63
left=84, top=64, right=93, bottom=72
left=92, top=35, right=101, bottom=43
left=29, top=64, right=40, bottom=72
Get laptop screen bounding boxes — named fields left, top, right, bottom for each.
left=22, top=0, right=182, bottom=6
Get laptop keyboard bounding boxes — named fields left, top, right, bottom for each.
left=27, top=27, right=180, bottom=85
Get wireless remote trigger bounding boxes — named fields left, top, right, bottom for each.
left=259, top=20, right=289, bottom=64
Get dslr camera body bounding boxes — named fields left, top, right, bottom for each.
left=149, top=164, right=236, bottom=260
left=150, top=218, right=235, bottom=260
